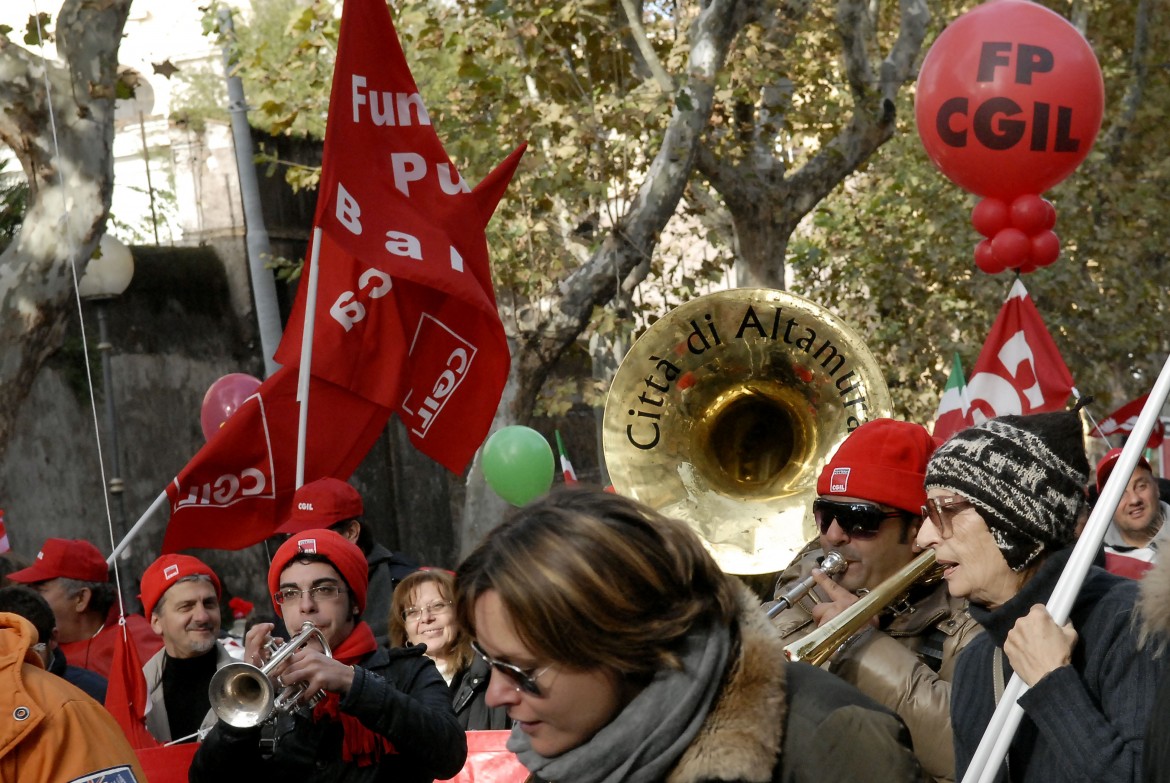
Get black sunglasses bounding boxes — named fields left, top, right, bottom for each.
left=813, top=499, right=906, bottom=539
left=470, top=640, right=553, bottom=696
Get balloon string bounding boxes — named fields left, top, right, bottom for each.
left=29, top=0, right=129, bottom=620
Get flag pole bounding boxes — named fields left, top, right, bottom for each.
left=106, top=490, right=170, bottom=566
left=962, top=351, right=1170, bottom=783
left=295, top=227, right=324, bottom=489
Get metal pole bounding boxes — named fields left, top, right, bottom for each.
left=219, top=7, right=283, bottom=378
left=95, top=300, right=128, bottom=537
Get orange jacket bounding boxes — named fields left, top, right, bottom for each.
left=0, top=612, right=146, bottom=782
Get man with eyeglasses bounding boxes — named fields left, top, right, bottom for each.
left=139, top=554, right=232, bottom=743
left=765, top=418, right=981, bottom=783
left=190, top=528, right=465, bottom=783
left=275, top=477, right=419, bottom=647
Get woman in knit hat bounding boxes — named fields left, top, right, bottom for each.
left=917, top=410, right=1161, bottom=782
left=190, top=529, right=466, bottom=783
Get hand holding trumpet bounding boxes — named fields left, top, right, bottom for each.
left=243, top=623, right=355, bottom=704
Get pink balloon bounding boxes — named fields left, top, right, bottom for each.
left=1030, top=230, right=1061, bottom=267
left=991, top=228, right=1031, bottom=269
left=201, top=373, right=262, bottom=441
left=972, top=198, right=1009, bottom=239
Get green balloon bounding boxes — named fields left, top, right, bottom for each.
left=481, top=426, right=555, bottom=506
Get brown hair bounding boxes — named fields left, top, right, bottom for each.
left=390, top=569, right=472, bottom=672
left=455, top=487, right=738, bottom=678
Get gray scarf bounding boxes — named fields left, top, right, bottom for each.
left=508, top=622, right=732, bottom=783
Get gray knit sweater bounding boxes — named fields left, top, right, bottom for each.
left=952, top=548, right=1162, bottom=783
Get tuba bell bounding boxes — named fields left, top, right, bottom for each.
left=602, top=288, right=891, bottom=575
left=208, top=622, right=332, bottom=728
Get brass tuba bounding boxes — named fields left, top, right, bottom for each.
left=603, top=289, right=891, bottom=575
left=208, top=622, right=332, bottom=728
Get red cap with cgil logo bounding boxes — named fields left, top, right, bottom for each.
left=8, top=539, right=109, bottom=584
left=275, top=477, right=363, bottom=535
left=1096, top=447, right=1153, bottom=494
left=139, top=554, right=222, bottom=618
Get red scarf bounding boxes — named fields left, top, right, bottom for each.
left=311, top=622, right=397, bottom=766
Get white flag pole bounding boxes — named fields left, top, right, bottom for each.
left=963, top=351, right=1170, bottom=783
left=295, top=227, right=325, bottom=489
left=106, top=490, right=170, bottom=566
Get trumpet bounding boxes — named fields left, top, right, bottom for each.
left=783, top=549, right=939, bottom=667
left=209, top=622, right=333, bottom=728
left=765, top=550, right=847, bottom=619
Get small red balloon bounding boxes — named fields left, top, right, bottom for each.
left=201, top=373, right=262, bottom=442
left=1010, top=195, right=1052, bottom=235
left=972, top=198, right=1009, bottom=238
left=1040, top=199, right=1057, bottom=231
left=1018, top=262, right=1038, bottom=274
left=974, top=239, right=1006, bottom=274
left=992, top=228, right=1031, bottom=269
left=1030, top=230, right=1061, bottom=267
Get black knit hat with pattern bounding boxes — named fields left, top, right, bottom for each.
left=925, top=410, right=1088, bottom=571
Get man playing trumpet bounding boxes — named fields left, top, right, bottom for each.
left=766, top=418, right=980, bottom=782
left=190, top=529, right=466, bottom=782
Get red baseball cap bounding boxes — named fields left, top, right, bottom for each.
left=275, top=478, right=363, bottom=535
left=139, top=554, right=222, bottom=618
left=1096, top=447, right=1153, bottom=494
left=8, top=539, right=109, bottom=584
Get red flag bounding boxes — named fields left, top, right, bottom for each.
left=274, top=0, right=523, bottom=473
left=105, top=618, right=160, bottom=749
left=1092, top=394, right=1165, bottom=448
left=964, top=279, right=1073, bottom=424
left=161, top=366, right=390, bottom=552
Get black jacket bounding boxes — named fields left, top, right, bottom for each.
left=190, top=643, right=466, bottom=783
left=450, top=655, right=510, bottom=731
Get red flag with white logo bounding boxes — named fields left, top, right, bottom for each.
left=964, top=279, right=1073, bottom=424
left=1092, top=394, right=1165, bottom=448
left=274, top=0, right=522, bottom=473
left=161, top=366, right=390, bottom=552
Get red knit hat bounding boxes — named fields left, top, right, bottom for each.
left=274, top=478, right=364, bottom=535
left=1096, top=447, right=1153, bottom=494
left=268, top=528, right=368, bottom=615
left=817, top=419, right=935, bottom=515
left=140, top=554, right=222, bottom=618
left=8, top=539, right=109, bottom=584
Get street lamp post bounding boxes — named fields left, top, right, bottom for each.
left=79, top=235, right=135, bottom=541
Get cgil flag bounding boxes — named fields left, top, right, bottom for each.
left=1092, top=394, right=1165, bottom=449
left=161, top=0, right=521, bottom=551
left=962, top=279, right=1073, bottom=425
left=932, top=352, right=974, bottom=442
left=273, top=0, right=523, bottom=474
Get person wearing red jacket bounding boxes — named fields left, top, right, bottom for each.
left=7, top=538, right=161, bottom=678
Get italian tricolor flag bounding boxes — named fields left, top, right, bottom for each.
left=932, top=353, right=974, bottom=442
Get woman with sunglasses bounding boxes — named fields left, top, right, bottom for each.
left=389, top=569, right=510, bottom=730
left=767, top=417, right=980, bottom=783
left=455, top=486, right=925, bottom=783
left=917, top=409, right=1161, bottom=782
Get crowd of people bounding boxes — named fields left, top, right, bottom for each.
left=1, top=410, right=1168, bottom=782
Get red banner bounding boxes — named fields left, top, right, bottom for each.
left=274, top=0, right=522, bottom=473
left=964, top=279, right=1073, bottom=424
left=162, top=367, right=390, bottom=552
left=105, top=620, right=160, bottom=750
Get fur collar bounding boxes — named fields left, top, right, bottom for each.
left=668, top=581, right=786, bottom=783
left=1139, top=553, right=1170, bottom=651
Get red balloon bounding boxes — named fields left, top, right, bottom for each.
left=201, top=373, right=262, bottom=441
left=1030, top=230, right=1061, bottom=267
left=971, top=198, right=1009, bottom=238
left=974, top=239, right=1006, bottom=274
left=991, top=228, right=1031, bottom=269
left=1010, top=194, right=1055, bottom=234
left=915, top=0, right=1104, bottom=200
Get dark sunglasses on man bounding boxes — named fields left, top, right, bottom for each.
left=813, top=498, right=907, bottom=539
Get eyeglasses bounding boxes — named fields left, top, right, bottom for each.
left=272, top=583, right=347, bottom=604
left=813, top=499, right=905, bottom=539
left=404, top=600, right=452, bottom=621
left=470, top=640, right=553, bottom=696
left=921, top=495, right=975, bottom=538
